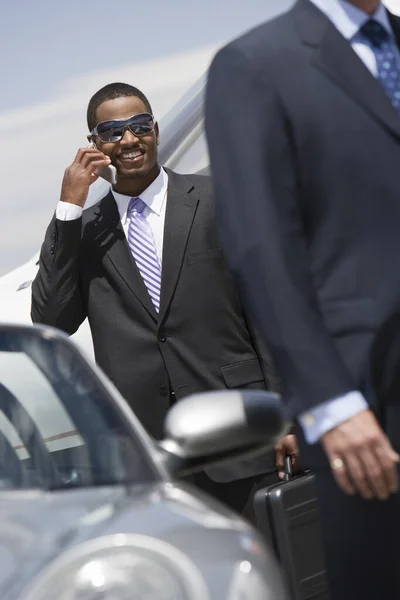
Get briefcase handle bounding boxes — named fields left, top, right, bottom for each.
left=284, top=455, right=293, bottom=481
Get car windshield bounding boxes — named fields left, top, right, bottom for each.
left=0, top=327, right=158, bottom=491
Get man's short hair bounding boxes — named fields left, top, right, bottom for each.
left=87, top=82, right=153, bottom=131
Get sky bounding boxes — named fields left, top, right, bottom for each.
left=0, top=0, right=296, bottom=277
left=0, top=0, right=297, bottom=112
left=0, top=0, right=399, bottom=277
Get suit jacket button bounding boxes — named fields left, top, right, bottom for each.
left=158, top=334, right=167, bottom=343
left=160, top=385, right=168, bottom=396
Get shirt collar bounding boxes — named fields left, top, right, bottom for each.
left=309, top=0, right=393, bottom=41
left=111, top=167, right=168, bottom=224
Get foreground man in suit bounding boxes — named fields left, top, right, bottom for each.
left=206, top=0, right=400, bottom=597
left=31, top=82, right=297, bottom=515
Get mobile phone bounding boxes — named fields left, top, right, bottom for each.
left=89, top=141, right=117, bottom=185
left=96, top=164, right=117, bottom=185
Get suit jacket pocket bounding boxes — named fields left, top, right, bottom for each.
left=220, top=358, right=265, bottom=388
left=187, top=248, right=223, bottom=266
left=320, top=298, right=376, bottom=335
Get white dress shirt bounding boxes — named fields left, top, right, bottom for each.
left=299, top=0, right=400, bottom=443
left=56, top=167, right=168, bottom=264
left=311, top=0, right=400, bottom=76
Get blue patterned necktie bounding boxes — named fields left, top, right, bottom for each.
left=127, top=197, right=161, bottom=312
left=360, top=19, right=400, bottom=113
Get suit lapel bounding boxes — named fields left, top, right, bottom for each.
left=158, top=170, right=199, bottom=322
left=388, top=12, right=400, bottom=48
left=294, top=0, right=400, bottom=140
left=90, top=191, right=157, bottom=321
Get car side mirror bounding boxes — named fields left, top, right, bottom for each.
left=159, top=389, right=289, bottom=475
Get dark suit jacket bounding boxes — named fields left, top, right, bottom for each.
left=205, top=0, right=400, bottom=462
left=31, top=169, right=279, bottom=481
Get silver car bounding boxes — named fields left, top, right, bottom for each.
left=0, top=323, right=289, bottom=599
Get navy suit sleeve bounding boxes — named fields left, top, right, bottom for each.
left=205, top=44, right=355, bottom=417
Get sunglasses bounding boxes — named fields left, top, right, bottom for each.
left=90, top=112, right=155, bottom=143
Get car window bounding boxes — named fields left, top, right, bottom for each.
left=0, top=329, right=159, bottom=491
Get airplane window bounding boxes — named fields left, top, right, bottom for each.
left=172, top=127, right=210, bottom=176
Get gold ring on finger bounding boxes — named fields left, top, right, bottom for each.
left=331, top=458, right=344, bottom=471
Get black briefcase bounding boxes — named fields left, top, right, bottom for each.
left=254, top=457, right=330, bottom=600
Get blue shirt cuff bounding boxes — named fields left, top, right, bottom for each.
left=299, top=391, right=369, bottom=444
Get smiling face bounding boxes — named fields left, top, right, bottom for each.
left=93, top=95, right=160, bottom=195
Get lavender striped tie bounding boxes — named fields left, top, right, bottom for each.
left=127, top=197, right=161, bottom=312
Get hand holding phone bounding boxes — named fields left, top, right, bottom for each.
left=90, top=141, right=117, bottom=185
left=60, top=146, right=112, bottom=208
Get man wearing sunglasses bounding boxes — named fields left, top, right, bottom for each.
left=31, top=82, right=297, bottom=516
